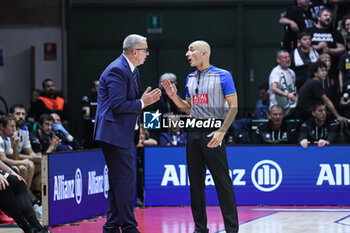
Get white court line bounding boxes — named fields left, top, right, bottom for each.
left=238, top=212, right=350, bottom=233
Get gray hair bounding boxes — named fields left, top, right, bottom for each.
left=269, top=104, right=283, bottom=113
left=123, top=34, right=147, bottom=54
left=159, top=72, right=177, bottom=88
left=276, top=50, right=289, bottom=59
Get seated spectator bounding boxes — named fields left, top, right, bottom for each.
left=279, top=0, right=314, bottom=52
left=136, top=126, right=158, bottom=148
left=0, top=115, right=35, bottom=189
left=269, top=50, right=297, bottom=118
left=30, top=79, right=69, bottom=121
left=155, top=73, right=183, bottom=115
left=253, top=82, right=270, bottom=120
left=81, top=80, right=99, bottom=148
left=318, top=53, right=338, bottom=105
left=297, top=61, right=348, bottom=124
left=338, top=35, right=350, bottom=93
left=0, top=160, right=51, bottom=233
left=10, top=104, right=42, bottom=197
left=254, top=105, right=296, bottom=144
left=159, top=115, right=186, bottom=146
left=291, top=32, right=319, bottom=91
left=299, top=102, right=339, bottom=148
left=30, top=114, right=76, bottom=154
left=50, top=113, right=82, bottom=150
left=228, top=83, right=269, bottom=144
left=27, top=89, right=41, bottom=124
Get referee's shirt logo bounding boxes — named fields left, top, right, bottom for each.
left=192, top=94, right=208, bottom=105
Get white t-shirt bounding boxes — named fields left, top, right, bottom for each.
left=269, top=65, right=297, bottom=117
left=0, top=136, right=13, bottom=155
left=15, top=126, right=31, bottom=152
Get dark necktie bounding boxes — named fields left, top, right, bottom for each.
left=132, top=70, right=139, bottom=92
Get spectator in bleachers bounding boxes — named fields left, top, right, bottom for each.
left=27, top=89, right=41, bottom=124
left=297, top=61, right=348, bottom=124
left=254, top=105, right=297, bottom=144
left=253, top=82, right=270, bottom=120
left=30, top=79, right=69, bottom=122
left=291, top=32, right=319, bottom=91
left=340, top=14, right=350, bottom=40
left=299, top=102, right=339, bottom=148
left=0, top=115, right=35, bottom=190
left=333, top=2, right=350, bottom=30
left=318, top=53, right=338, bottom=105
left=155, top=73, right=183, bottom=115
left=0, top=160, right=51, bottom=233
left=308, top=0, right=331, bottom=23
left=338, top=37, right=350, bottom=142
left=10, top=104, right=42, bottom=197
left=50, top=113, right=82, bottom=150
left=338, top=35, right=350, bottom=92
left=280, top=0, right=314, bottom=52
left=81, top=80, right=99, bottom=148
left=29, top=114, right=74, bottom=154
left=159, top=115, right=186, bottom=146
left=136, top=126, right=158, bottom=148
left=305, top=8, right=345, bottom=78
left=269, top=50, right=297, bottom=118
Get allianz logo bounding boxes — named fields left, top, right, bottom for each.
left=53, top=165, right=109, bottom=204
left=161, top=160, right=283, bottom=192
left=53, top=168, right=83, bottom=204
left=160, top=162, right=350, bottom=192
left=88, top=165, right=109, bottom=198
left=317, top=164, right=350, bottom=186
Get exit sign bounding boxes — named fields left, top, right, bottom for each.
left=148, top=15, right=162, bottom=33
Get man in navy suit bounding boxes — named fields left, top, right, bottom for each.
left=94, top=34, right=161, bottom=233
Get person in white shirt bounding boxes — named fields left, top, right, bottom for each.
left=10, top=104, right=42, bottom=194
left=269, top=50, right=298, bottom=118
left=0, top=115, right=34, bottom=189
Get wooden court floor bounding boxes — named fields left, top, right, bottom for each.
left=1, top=206, right=349, bottom=233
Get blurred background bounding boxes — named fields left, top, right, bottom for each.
left=0, top=0, right=290, bottom=140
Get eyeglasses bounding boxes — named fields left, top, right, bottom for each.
left=134, top=48, right=149, bottom=53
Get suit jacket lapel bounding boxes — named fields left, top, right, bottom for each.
left=134, top=68, right=143, bottom=98
left=120, top=55, right=139, bottom=95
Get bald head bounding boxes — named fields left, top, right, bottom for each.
left=192, top=40, right=211, bottom=58
left=186, top=40, right=211, bottom=70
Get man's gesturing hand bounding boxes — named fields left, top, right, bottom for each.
left=141, top=87, right=162, bottom=107
left=161, top=79, right=177, bottom=99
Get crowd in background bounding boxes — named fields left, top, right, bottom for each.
left=0, top=0, right=350, bottom=228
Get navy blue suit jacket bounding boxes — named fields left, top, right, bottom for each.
left=94, top=54, right=143, bottom=148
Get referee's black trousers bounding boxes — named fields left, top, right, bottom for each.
left=186, top=131, right=239, bottom=233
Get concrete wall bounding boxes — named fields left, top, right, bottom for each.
left=0, top=27, right=62, bottom=110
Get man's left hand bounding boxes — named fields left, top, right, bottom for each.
left=207, top=130, right=225, bottom=148
left=10, top=135, right=20, bottom=148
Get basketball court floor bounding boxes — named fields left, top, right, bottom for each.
left=1, top=206, right=349, bottom=233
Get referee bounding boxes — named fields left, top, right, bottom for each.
left=162, top=40, right=239, bottom=233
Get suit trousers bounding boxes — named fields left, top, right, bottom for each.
left=100, top=142, right=139, bottom=233
left=186, top=131, right=239, bottom=233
